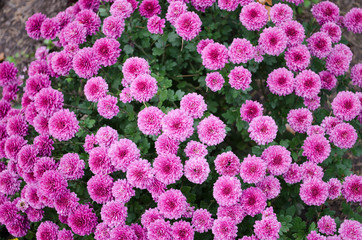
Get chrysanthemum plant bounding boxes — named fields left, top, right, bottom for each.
left=0, top=0, right=361, bottom=239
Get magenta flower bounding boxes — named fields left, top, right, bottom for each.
left=88, top=147, right=114, bottom=175
left=184, top=157, right=210, bottom=184
left=331, top=91, right=360, bottom=121
left=130, top=74, right=158, bottom=102
left=36, top=221, right=59, bottom=240
left=311, top=1, right=339, bottom=25
left=141, top=208, right=163, bottom=229
left=256, top=176, right=281, bottom=200
left=180, top=93, right=207, bottom=119
left=281, top=20, right=305, bottom=47
left=344, top=8, right=362, bottom=34
left=87, top=174, right=113, bottom=204
left=327, top=178, right=342, bottom=200
left=228, top=38, right=255, bottom=64
left=212, top=217, right=238, bottom=240
left=228, top=66, right=252, bottom=90
left=301, top=162, right=324, bottom=180
left=342, top=174, right=362, bottom=203
left=54, top=190, right=79, bottom=216
left=214, top=151, right=240, bottom=176
left=192, top=208, right=214, bottom=233
left=270, top=3, right=293, bottom=26
left=213, top=176, right=242, bottom=206
left=218, top=0, right=239, bottom=11
left=96, top=126, right=118, bottom=148
left=248, top=116, right=278, bottom=145
left=49, top=109, right=79, bottom=141
left=201, top=42, right=228, bottom=70
left=191, top=0, right=215, bottom=12
left=50, top=51, right=72, bottom=76
left=84, top=77, right=108, bottom=102
left=259, top=27, right=287, bottom=56
left=321, top=22, right=341, bottom=43
left=102, top=16, right=125, bottom=39
left=166, top=1, right=188, bottom=25
left=351, top=63, right=362, bottom=88
left=240, top=187, right=267, bottom=217
left=112, top=179, right=135, bottom=203
left=338, top=219, right=362, bottom=240
left=153, top=153, right=183, bottom=185
left=109, top=138, right=140, bottom=172
left=254, top=215, right=281, bottom=240
left=17, top=145, right=38, bottom=173
left=73, top=47, right=100, bottom=79
left=97, top=95, right=120, bottom=119
left=0, top=61, right=18, bottom=86
left=197, top=39, right=214, bottom=54
left=240, top=155, right=266, bottom=184
left=285, top=45, right=311, bottom=72
left=205, top=72, right=225, bottom=92
left=326, top=50, right=351, bottom=77
left=61, top=21, right=87, bottom=45
left=127, top=159, right=154, bottom=189
left=267, top=67, right=294, bottom=96
left=68, top=204, right=98, bottom=236
left=138, top=106, right=164, bottom=135
left=147, top=15, right=166, bottom=34
left=33, top=157, right=57, bottom=180
left=75, top=9, right=101, bottom=35
left=239, top=2, right=268, bottom=31
left=0, top=170, right=21, bottom=196
left=122, top=57, right=151, bottom=83
left=158, top=189, right=188, bottom=219
left=93, top=38, right=121, bottom=67
left=175, top=12, right=202, bottom=41
left=184, top=140, right=208, bottom=158
left=6, top=114, right=28, bottom=137
left=307, top=32, right=332, bottom=59
left=287, top=108, right=313, bottom=133
left=101, top=201, right=127, bottom=227
left=155, top=134, right=180, bottom=155
left=302, top=134, right=331, bottom=164
left=38, top=170, right=67, bottom=199
left=283, top=163, right=302, bottom=184
left=139, top=0, right=161, bottom=18
left=26, top=13, right=47, bottom=40
left=300, top=178, right=328, bottom=206
left=197, top=114, right=226, bottom=146
left=110, top=0, right=133, bottom=19
left=171, top=220, right=194, bottom=240
left=40, top=18, right=60, bottom=40
left=34, top=87, right=64, bottom=118
left=318, top=216, right=336, bottom=236
left=262, top=145, right=292, bottom=176
left=148, top=219, right=172, bottom=240
left=307, top=125, right=325, bottom=136
left=58, top=153, right=85, bottom=180
left=321, top=116, right=342, bottom=135
left=162, top=109, right=194, bottom=142
left=330, top=123, right=357, bottom=149
left=217, top=204, right=245, bottom=224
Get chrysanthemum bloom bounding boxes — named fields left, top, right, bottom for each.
left=88, top=147, right=114, bottom=175
left=102, top=16, right=125, bottom=39
left=26, top=13, right=47, bottom=40
left=180, top=93, right=207, bottom=119
left=94, top=222, right=111, bottom=240
left=161, top=109, right=194, bottom=142
left=26, top=207, right=44, bottom=222
left=93, top=38, right=121, bottom=67
left=191, top=209, right=213, bottom=233
left=109, top=138, right=140, bottom=172
left=50, top=51, right=72, bottom=76
left=301, top=162, right=324, bottom=181
left=34, top=87, right=64, bottom=118
left=240, top=155, right=266, bottom=183
left=17, top=145, right=38, bottom=173
left=75, top=9, right=101, bottom=35
left=57, top=229, right=74, bottom=240
left=36, top=221, right=59, bottom=240
left=184, top=157, right=210, bottom=184
left=153, top=153, right=183, bottom=185
left=239, top=2, right=268, bottom=31
left=320, top=22, right=341, bottom=43
left=141, top=208, right=163, bottom=229
left=325, top=51, right=351, bottom=77
left=304, top=95, right=321, bottom=111
left=332, top=91, right=360, bottom=121
left=6, top=114, right=28, bottom=137
left=190, top=0, right=215, bottom=12
left=119, top=87, right=133, bottom=103
left=214, top=151, right=240, bottom=177
left=24, top=103, right=38, bottom=126
left=217, top=204, right=245, bottom=224
left=147, top=179, right=166, bottom=200
left=40, top=18, right=60, bottom=40
left=147, top=15, right=165, bottom=34
left=0, top=170, right=21, bottom=195
left=300, top=178, right=328, bottom=206
left=175, top=11, right=202, bottom=41
left=240, top=187, right=267, bottom=216
left=130, top=74, right=158, bottom=102
left=281, top=20, right=305, bottom=47
left=201, top=42, right=228, bottom=70
left=28, top=59, right=49, bottom=77
left=218, top=0, right=239, bottom=11
left=137, top=107, right=164, bottom=136
left=78, top=0, right=100, bottom=12
left=351, top=63, right=362, bottom=88
left=197, top=114, right=226, bottom=146
left=270, top=3, right=293, bottom=26
left=127, top=159, right=154, bottom=189
left=0, top=201, right=19, bottom=225
left=321, top=116, right=342, bottom=135
left=112, top=179, right=135, bottom=203
left=54, top=190, right=80, bottom=216
left=97, top=95, right=120, bottom=119
left=60, top=21, right=87, bottom=45
left=205, top=72, right=224, bottom=92
left=100, top=201, right=127, bottom=227
left=330, top=123, right=357, bottom=149
left=33, top=157, right=57, bottom=180
left=49, top=109, right=79, bottom=141
left=287, top=108, right=313, bottom=133
left=285, top=44, right=311, bottom=72
left=295, top=69, right=321, bottom=98
left=254, top=215, right=281, bottom=240
left=302, top=134, right=331, bottom=164
left=342, top=174, right=362, bottom=203
left=154, top=134, right=179, bottom=155
left=4, top=135, right=26, bottom=160
left=317, top=216, right=336, bottom=236
left=262, top=145, right=292, bottom=176
left=84, top=77, right=108, bottom=102
left=258, top=27, right=287, bottom=56
left=96, top=126, right=118, bottom=148
left=25, top=74, right=52, bottom=101
left=58, top=153, right=85, bottom=180
left=110, top=0, right=133, bottom=18
left=283, top=163, right=302, bottom=184
left=307, top=125, right=325, bottom=136
left=83, top=133, right=97, bottom=154
left=197, top=39, right=214, bottom=54
left=166, top=1, right=188, bottom=25
left=68, top=204, right=98, bottom=236
left=0, top=61, right=18, bottom=86
left=327, top=178, right=342, bottom=200
left=38, top=170, right=67, bottom=199
left=157, top=189, right=187, bottom=219
left=267, top=68, right=294, bottom=96
left=248, top=116, right=278, bottom=145
left=307, top=32, right=332, bottom=59
left=339, top=220, right=362, bottom=240
left=171, top=220, right=194, bottom=240
left=122, top=57, right=151, bottom=84
left=73, top=47, right=101, bottom=79
left=6, top=215, right=31, bottom=237
left=55, top=11, right=72, bottom=30
left=213, top=176, right=242, bottom=206
left=139, top=0, right=161, bottom=18
left=0, top=100, right=11, bottom=120
left=311, top=1, right=339, bottom=25
left=184, top=140, right=208, bottom=158
left=87, top=174, right=113, bottom=204
left=228, top=66, right=252, bottom=90
left=344, top=8, right=362, bottom=34
left=256, top=176, right=281, bottom=200
left=110, top=225, right=138, bottom=239
left=148, top=219, right=172, bottom=240
left=228, top=38, right=255, bottom=64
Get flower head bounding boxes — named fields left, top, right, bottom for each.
left=162, top=109, right=194, bottom=142
left=300, top=178, right=328, bottom=206
left=228, top=66, right=252, bottom=90
left=287, top=108, right=313, bottom=133
left=240, top=187, right=267, bottom=217
left=154, top=153, right=183, bottom=185
left=239, top=2, right=268, bottom=31
left=49, top=109, right=79, bottom=141
left=184, top=157, right=210, bottom=184
left=197, top=114, right=226, bottom=146
left=267, top=68, right=294, bottom=96
left=205, top=72, right=225, bottom=92
left=213, top=176, right=242, bottom=206
left=262, top=145, right=292, bottom=176
left=158, top=189, right=188, bottom=219
left=97, top=95, right=119, bottom=119
left=302, top=134, right=331, bottom=164
left=87, top=174, right=113, bottom=204
left=175, top=12, right=202, bottom=41
left=342, top=174, right=362, bottom=203
left=201, top=43, right=228, bottom=70
left=248, top=116, right=278, bottom=145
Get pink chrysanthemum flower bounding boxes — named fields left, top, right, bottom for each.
left=331, top=91, right=360, bottom=121
left=287, top=108, right=313, bottom=133
left=33, top=157, right=57, bottom=179
left=36, top=221, right=59, bottom=240
left=130, top=74, right=158, bottom=102
left=68, top=204, right=98, bottom=236
left=96, top=126, right=118, bottom=148
left=26, top=13, right=47, bottom=40
left=175, top=12, right=202, bottom=41
left=240, top=155, right=266, bottom=184
left=88, top=147, right=114, bottom=175
left=119, top=87, right=133, bottom=103
left=5, top=135, right=27, bottom=160
left=301, top=162, right=324, bottom=180
left=262, top=145, right=292, bottom=176
left=25, top=74, right=51, bottom=100
left=191, top=0, right=215, bottom=12
left=228, top=38, right=255, bottom=64
left=40, top=18, right=60, bottom=40
left=84, top=77, right=108, bottom=102
left=212, top=217, right=238, bottom=240
left=197, top=114, right=226, bottom=146
left=180, top=93, right=207, bottom=119
left=158, top=189, right=188, bottom=219
left=321, top=22, right=341, bottom=43
left=0, top=170, right=21, bottom=196
left=101, top=201, right=127, bottom=227
left=73, top=47, right=100, bottom=79
left=197, top=39, right=214, bottom=54
left=344, top=8, right=362, bottom=34
left=93, top=38, right=121, bottom=67
left=0, top=100, right=11, bottom=119
left=285, top=45, right=311, bottom=72
left=294, top=69, right=321, bottom=98
left=58, top=153, right=85, bottom=180
left=75, top=9, right=101, bottom=35
left=217, top=204, right=245, bottom=224
left=300, top=178, right=328, bottom=206
left=111, top=225, right=138, bottom=239
left=302, top=134, right=331, bottom=164
left=97, top=95, right=120, bottom=119
left=239, top=2, right=268, bottom=31
left=281, top=20, right=305, bottom=47
left=311, top=1, right=339, bottom=25
left=184, top=140, right=208, bottom=158
left=17, top=145, right=38, bottom=173
left=57, top=229, right=73, bottom=240
left=184, top=157, right=210, bottom=184
left=147, top=15, right=166, bottom=34
left=138, top=106, right=164, bottom=135
left=162, top=109, right=194, bottom=142
left=50, top=51, right=72, bottom=76
left=55, top=11, right=72, bottom=30
left=83, top=133, right=97, bottom=153
left=304, top=96, right=321, bottom=111
left=330, top=123, right=357, bottom=149
left=109, top=138, right=140, bottom=172
left=6, top=114, right=28, bottom=137
left=338, top=219, right=362, bottom=240
left=112, top=179, right=135, bottom=203
left=171, top=220, right=194, bottom=240
left=155, top=134, right=180, bottom=155
left=192, top=208, right=214, bottom=233
left=254, top=215, right=281, bottom=240
left=248, top=116, right=278, bottom=145
left=153, top=153, right=183, bottom=185
left=318, top=216, right=336, bottom=236
left=259, top=27, right=287, bottom=56
left=218, top=0, right=239, bottom=11
left=122, top=57, right=151, bottom=83
left=78, top=0, right=100, bottom=12
left=327, top=178, right=342, bottom=200
left=326, top=51, right=351, bottom=77
left=127, top=159, right=154, bottom=189
left=34, top=87, right=64, bottom=118
left=110, top=0, right=133, bottom=18
left=148, top=219, right=172, bottom=240
left=307, top=125, right=325, bottom=136
left=38, top=170, right=67, bottom=199
left=270, top=3, right=293, bottom=26
left=351, top=63, right=362, bottom=88
left=307, top=32, right=332, bottom=59
left=0, top=61, right=18, bottom=86
left=267, top=67, right=294, bottom=96
left=48, top=109, right=79, bottom=141
left=240, top=187, right=267, bottom=217
left=213, top=176, right=242, bottom=206
left=342, top=174, right=362, bottom=203
left=214, top=151, right=240, bottom=176
left=87, top=174, right=113, bottom=204
left=283, top=163, right=302, bottom=184
left=54, top=190, right=79, bottom=216
left=166, top=1, right=188, bottom=26
left=321, top=116, right=342, bottom=135
left=201, top=42, right=228, bottom=70
left=205, top=72, right=224, bottom=92
left=26, top=207, right=44, bottom=222
left=256, top=176, right=281, bottom=200
left=60, top=21, right=87, bottom=45
left=28, top=59, right=49, bottom=77
left=141, top=208, right=163, bottom=229
left=228, top=66, right=252, bottom=90
left=139, top=0, right=161, bottom=18
left=102, top=16, right=125, bottom=39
